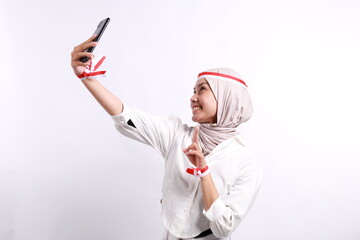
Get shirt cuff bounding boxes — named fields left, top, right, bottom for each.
left=203, top=197, right=227, bottom=222
left=111, top=104, right=129, bottom=125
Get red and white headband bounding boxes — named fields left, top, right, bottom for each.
left=198, top=71, right=248, bottom=88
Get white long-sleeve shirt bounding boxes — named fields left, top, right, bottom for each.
left=111, top=105, right=262, bottom=239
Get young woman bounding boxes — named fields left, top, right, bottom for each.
left=71, top=36, right=262, bottom=240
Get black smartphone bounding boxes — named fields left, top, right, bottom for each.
left=79, top=17, right=111, bottom=63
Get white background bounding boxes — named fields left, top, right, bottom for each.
left=1, top=0, right=360, bottom=239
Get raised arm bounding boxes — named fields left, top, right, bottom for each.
left=71, top=35, right=123, bottom=116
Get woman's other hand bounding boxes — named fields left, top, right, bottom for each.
left=183, top=125, right=207, bottom=169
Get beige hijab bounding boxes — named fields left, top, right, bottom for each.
left=198, top=68, right=253, bottom=155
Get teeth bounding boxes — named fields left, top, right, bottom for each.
left=193, top=107, right=201, bottom=110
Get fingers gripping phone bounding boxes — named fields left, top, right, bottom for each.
left=79, top=17, right=110, bottom=63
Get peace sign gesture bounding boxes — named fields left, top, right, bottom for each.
left=183, top=125, right=207, bottom=170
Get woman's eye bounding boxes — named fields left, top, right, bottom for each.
left=193, top=87, right=206, bottom=94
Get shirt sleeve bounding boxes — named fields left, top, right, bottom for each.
left=111, top=104, right=182, bottom=158
left=203, top=157, right=263, bottom=238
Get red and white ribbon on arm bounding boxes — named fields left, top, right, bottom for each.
left=77, top=55, right=106, bottom=80
left=186, top=165, right=210, bottom=177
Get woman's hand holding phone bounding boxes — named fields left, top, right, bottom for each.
left=70, top=35, right=97, bottom=76
left=71, top=17, right=110, bottom=76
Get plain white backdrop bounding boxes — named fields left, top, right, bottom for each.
left=1, top=0, right=360, bottom=239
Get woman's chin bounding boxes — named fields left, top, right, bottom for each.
left=192, top=115, right=201, bottom=123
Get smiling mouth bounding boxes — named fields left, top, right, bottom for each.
left=192, top=106, right=202, bottom=113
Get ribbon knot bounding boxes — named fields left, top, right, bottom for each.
left=77, top=55, right=106, bottom=80
left=186, top=165, right=210, bottom=177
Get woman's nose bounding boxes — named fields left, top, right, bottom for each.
left=190, top=94, right=198, bottom=102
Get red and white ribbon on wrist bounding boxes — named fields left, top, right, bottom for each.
left=186, top=165, right=210, bottom=177
left=77, top=55, right=106, bottom=80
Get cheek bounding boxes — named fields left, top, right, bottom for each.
left=208, top=98, right=218, bottom=123
left=207, top=95, right=218, bottom=114
left=212, top=100, right=218, bottom=115
left=211, top=92, right=217, bottom=107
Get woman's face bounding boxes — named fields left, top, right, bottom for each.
left=190, top=79, right=218, bottom=123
